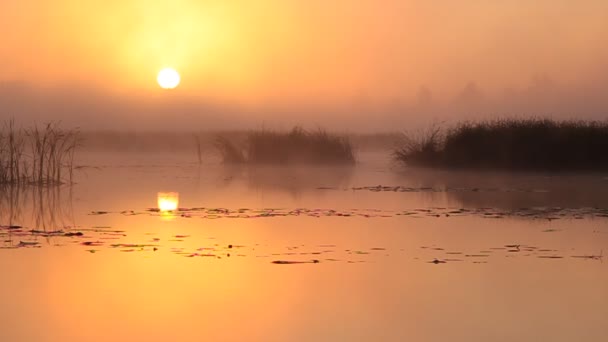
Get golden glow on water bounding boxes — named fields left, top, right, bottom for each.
left=157, top=192, right=179, bottom=211
left=2, top=154, right=608, bottom=341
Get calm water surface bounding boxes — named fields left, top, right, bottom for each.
left=1, top=151, right=607, bottom=341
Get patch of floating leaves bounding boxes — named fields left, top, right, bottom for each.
left=84, top=206, right=608, bottom=221
left=139, top=207, right=393, bottom=219
left=396, top=206, right=608, bottom=220
left=1, top=221, right=605, bottom=266
left=109, top=243, right=158, bottom=249
left=0, top=224, right=128, bottom=250
left=571, top=251, right=604, bottom=261
left=81, top=241, right=104, bottom=247
left=347, top=185, right=550, bottom=193
left=272, top=260, right=320, bottom=264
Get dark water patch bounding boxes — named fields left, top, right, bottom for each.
left=81, top=241, right=104, bottom=247
left=18, top=241, right=40, bottom=248
left=81, top=227, right=125, bottom=234
left=537, top=255, right=564, bottom=259
left=272, top=260, right=320, bottom=265
left=351, top=185, right=552, bottom=194
left=109, top=243, right=158, bottom=249
left=571, top=251, right=603, bottom=261
left=120, top=210, right=143, bottom=216
left=186, top=253, right=217, bottom=258
left=100, top=232, right=125, bottom=237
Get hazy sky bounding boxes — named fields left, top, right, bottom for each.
left=1, top=0, right=608, bottom=130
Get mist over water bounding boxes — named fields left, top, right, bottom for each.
left=3, top=75, right=608, bottom=131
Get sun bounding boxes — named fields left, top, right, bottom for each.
left=157, top=68, right=180, bottom=89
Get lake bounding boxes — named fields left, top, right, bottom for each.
left=1, top=151, right=607, bottom=341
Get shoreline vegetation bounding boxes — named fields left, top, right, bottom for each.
left=215, top=127, right=356, bottom=164
left=0, top=121, right=79, bottom=185
left=394, top=118, right=608, bottom=171
left=9, top=118, right=608, bottom=171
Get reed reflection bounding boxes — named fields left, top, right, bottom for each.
left=0, top=185, right=75, bottom=247
left=221, top=164, right=354, bottom=197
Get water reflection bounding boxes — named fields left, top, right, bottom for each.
left=157, top=191, right=179, bottom=220
left=2, top=152, right=608, bottom=342
left=392, top=168, right=608, bottom=209
left=0, top=185, right=75, bottom=247
left=157, top=192, right=179, bottom=211
left=0, top=185, right=75, bottom=229
left=221, top=164, right=354, bottom=197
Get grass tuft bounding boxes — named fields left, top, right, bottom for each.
left=394, top=118, right=608, bottom=171
left=216, top=127, right=355, bottom=164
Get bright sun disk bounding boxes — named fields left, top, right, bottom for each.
left=157, top=68, right=180, bottom=89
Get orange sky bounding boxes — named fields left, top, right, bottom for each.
left=1, top=0, right=608, bottom=129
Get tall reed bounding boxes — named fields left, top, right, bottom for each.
left=0, top=121, right=80, bottom=185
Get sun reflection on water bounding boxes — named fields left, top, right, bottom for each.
left=157, top=192, right=179, bottom=212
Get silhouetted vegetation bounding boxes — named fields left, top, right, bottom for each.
left=394, top=118, right=608, bottom=170
left=215, top=127, right=355, bottom=164
left=0, top=121, right=79, bottom=185
left=214, top=136, right=246, bottom=163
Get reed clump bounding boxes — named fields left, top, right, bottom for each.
left=0, top=121, right=80, bottom=185
left=215, top=127, right=355, bottom=164
left=394, top=118, right=608, bottom=170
